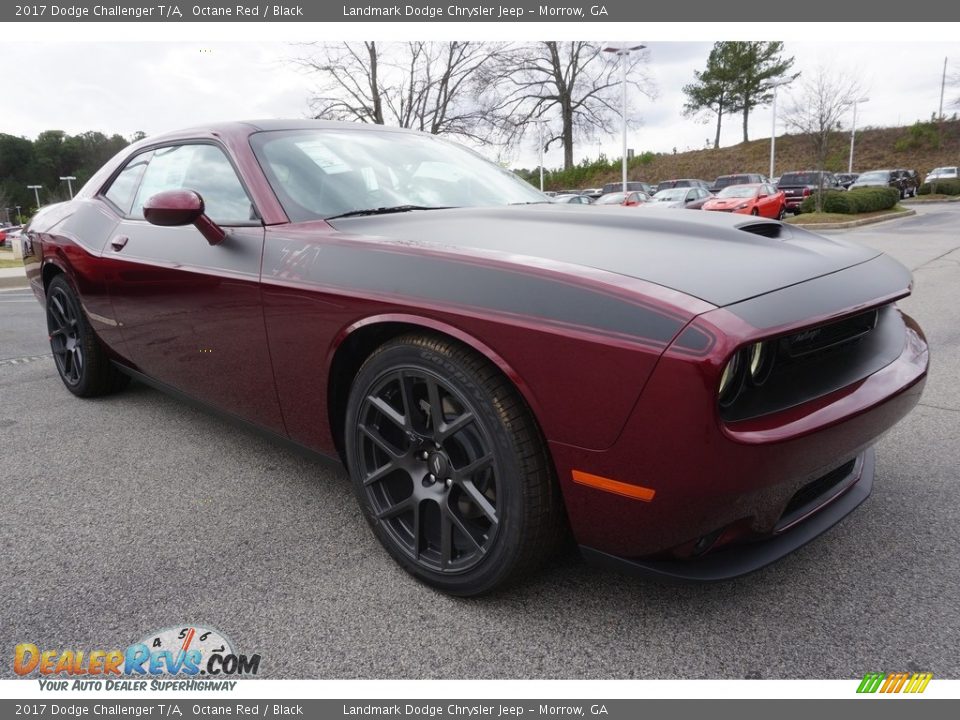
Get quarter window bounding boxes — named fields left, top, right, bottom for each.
left=131, top=144, right=255, bottom=225
left=103, top=152, right=152, bottom=215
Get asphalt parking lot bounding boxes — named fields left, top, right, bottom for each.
left=1, top=204, right=958, bottom=679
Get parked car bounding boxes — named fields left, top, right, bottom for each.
left=601, top=181, right=654, bottom=196
left=777, top=171, right=842, bottom=214
left=593, top=190, right=649, bottom=206
left=835, top=173, right=859, bottom=189
left=655, top=178, right=711, bottom=193
left=896, top=169, right=920, bottom=198
left=552, top=193, right=593, bottom=205
left=708, top=174, right=766, bottom=194
left=22, top=120, right=927, bottom=594
left=579, top=188, right=604, bottom=200
left=0, top=225, right=23, bottom=248
left=702, top=183, right=786, bottom=219
left=849, top=169, right=906, bottom=197
left=647, top=186, right=712, bottom=209
left=924, top=166, right=958, bottom=184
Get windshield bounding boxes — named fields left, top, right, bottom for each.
left=714, top=176, right=746, bottom=189
left=717, top=185, right=758, bottom=198
left=931, top=167, right=957, bottom=175
left=250, top=128, right=546, bottom=221
left=856, top=172, right=889, bottom=182
left=596, top=192, right=626, bottom=205
left=779, top=173, right=823, bottom=185
left=653, top=189, right=687, bottom=202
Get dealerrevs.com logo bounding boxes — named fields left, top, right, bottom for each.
left=14, top=626, right=261, bottom=691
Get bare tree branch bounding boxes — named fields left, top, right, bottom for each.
left=783, top=66, right=864, bottom=211
left=477, top=41, right=655, bottom=170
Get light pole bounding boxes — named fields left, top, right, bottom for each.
left=27, top=185, right=42, bottom=210
left=768, top=79, right=790, bottom=180
left=603, top=42, right=645, bottom=192
left=848, top=96, right=870, bottom=174
left=15, top=206, right=21, bottom=224
left=60, top=176, right=77, bottom=199
left=536, top=120, right=545, bottom=192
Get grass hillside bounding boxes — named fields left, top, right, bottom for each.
left=538, top=119, right=960, bottom=190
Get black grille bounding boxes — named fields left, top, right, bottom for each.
left=783, top=309, right=879, bottom=359
left=781, top=459, right=857, bottom=520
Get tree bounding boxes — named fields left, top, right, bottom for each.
left=480, top=41, right=653, bottom=170
left=728, top=42, right=799, bottom=143
left=682, top=42, right=797, bottom=148
left=783, top=67, right=863, bottom=212
left=682, top=44, right=742, bottom=149
left=294, top=41, right=503, bottom=144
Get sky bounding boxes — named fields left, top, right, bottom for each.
left=4, top=40, right=957, bottom=170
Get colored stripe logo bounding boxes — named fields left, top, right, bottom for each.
left=857, top=672, right=933, bottom=694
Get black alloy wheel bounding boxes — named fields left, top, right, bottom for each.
left=47, top=281, right=85, bottom=387
left=45, top=275, right=129, bottom=397
left=345, top=334, right=563, bottom=595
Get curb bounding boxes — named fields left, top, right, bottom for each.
left=902, top=196, right=960, bottom=204
left=0, top=276, right=28, bottom=290
left=787, top=208, right=916, bottom=231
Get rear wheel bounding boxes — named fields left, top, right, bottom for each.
left=46, top=275, right=129, bottom=397
left=344, top=334, right=563, bottom=595
left=777, top=205, right=787, bottom=221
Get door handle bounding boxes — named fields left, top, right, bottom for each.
left=110, top=235, right=129, bottom=251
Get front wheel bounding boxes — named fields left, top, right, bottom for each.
left=46, top=275, right=129, bottom=397
left=344, top=334, right=564, bottom=595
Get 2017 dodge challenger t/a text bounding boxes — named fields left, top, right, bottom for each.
left=21, top=121, right=928, bottom=595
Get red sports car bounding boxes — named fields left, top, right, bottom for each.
left=22, top=121, right=928, bottom=595
left=702, top=183, right=787, bottom=219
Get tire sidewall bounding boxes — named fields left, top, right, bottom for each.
left=345, top=340, right=528, bottom=595
left=46, top=275, right=95, bottom=395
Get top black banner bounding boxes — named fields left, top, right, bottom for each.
left=5, top=0, right=960, bottom=22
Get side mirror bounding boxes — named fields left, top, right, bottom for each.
left=143, top=190, right=225, bottom=246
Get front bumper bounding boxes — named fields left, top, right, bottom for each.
left=580, top=448, right=874, bottom=581
left=550, top=306, right=927, bottom=574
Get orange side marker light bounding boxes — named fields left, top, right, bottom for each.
left=571, top=470, right=656, bottom=502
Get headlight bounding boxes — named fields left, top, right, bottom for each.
left=718, top=353, right=743, bottom=406
left=747, top=341, right=774, bottom=386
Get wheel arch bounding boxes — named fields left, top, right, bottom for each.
left=325, top=313, right=545, bottom=462
left=41, top=258, right=68, bottom=292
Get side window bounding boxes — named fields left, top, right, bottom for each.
left=103, top=152, right=152, bottom=215
left=132, top=144, right=255, bottom=225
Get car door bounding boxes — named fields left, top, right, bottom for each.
left=103, top=142, right=285, bottom=434
left=757, top=185, right=774, bottom=217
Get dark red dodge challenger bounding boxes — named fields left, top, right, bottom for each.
left=22, top=121, right=928, bottom=595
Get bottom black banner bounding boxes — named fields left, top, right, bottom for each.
left=1, top=700, right=957, bottom=720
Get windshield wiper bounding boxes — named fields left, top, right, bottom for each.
left=324, top=205, right=450, bottom=220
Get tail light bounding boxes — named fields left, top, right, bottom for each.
left=802, top=187, right=812, bottom=196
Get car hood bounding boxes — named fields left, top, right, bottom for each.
left=704, top=197, right=752, bottom=208
left=327, top=205, right=880, bottom=307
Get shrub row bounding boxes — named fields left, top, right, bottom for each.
left=918, top=179, right=960, bottom=196
left=799, top=187, right=900, bottom=214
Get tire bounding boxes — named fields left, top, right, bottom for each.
left=344, top=333, right=564, bottom=596
left=46, top=275, right=129, bottom=397
left=777, top=205, right=787, bottom=221
left=750, top=208, right=759, bottom=216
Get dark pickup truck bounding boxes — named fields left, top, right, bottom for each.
left=777, top=171, right=842, bottom=214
